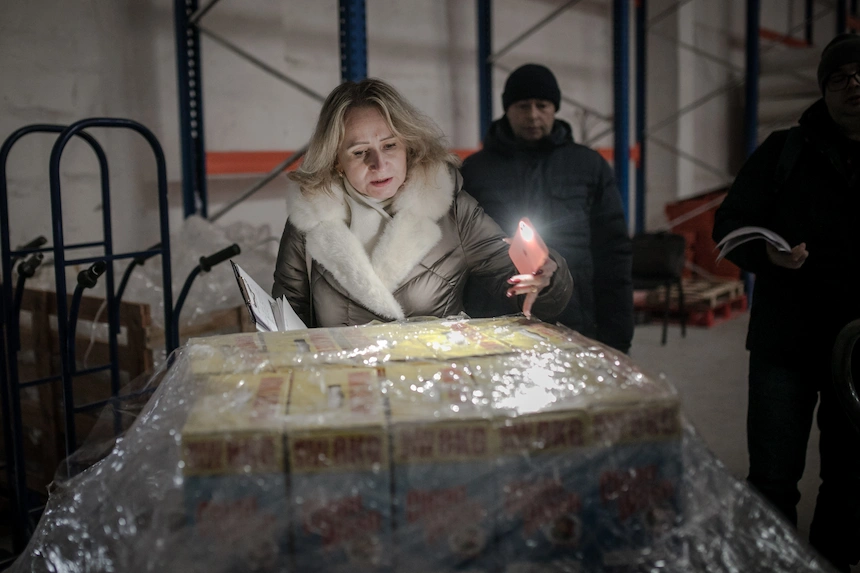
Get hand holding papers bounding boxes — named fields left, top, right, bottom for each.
left=231, top=261, right=307, bottom=331
left=715, top=226, right=792, bottom=262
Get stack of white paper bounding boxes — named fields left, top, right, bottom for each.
left=715, top=226, right=791, bottom=262
left=231, top=261, right=307, bottom=331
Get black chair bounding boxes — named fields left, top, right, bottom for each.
left=632, top=232, right=687, bottom=345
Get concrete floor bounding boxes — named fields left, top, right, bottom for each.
left=631, top=312, right=860, bottom=572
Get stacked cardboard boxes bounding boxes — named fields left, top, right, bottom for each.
left=181, top=317, right=681, bottom=572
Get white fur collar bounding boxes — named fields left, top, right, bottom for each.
left=286, top=162, right=456, bottom=320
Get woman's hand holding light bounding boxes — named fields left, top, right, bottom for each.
left=506, top=254, right=558, bottom=319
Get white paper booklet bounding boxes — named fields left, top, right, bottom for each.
left=231, top=261, right=307, bottom=332
left=715, top=226, right=792, bottom=262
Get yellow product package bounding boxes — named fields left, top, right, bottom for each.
left=360, top=320, right=511, bottom=361
left=186, top=332, right=272, bottom=376
left=263, top=328, right=352, bottom=359
left=467, top=316, right=584, bottom=354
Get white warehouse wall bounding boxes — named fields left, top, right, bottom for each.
left=0, top=0, right=843, bottom=280
left=1, top=1, right=173, bottom=260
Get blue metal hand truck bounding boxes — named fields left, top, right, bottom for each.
left=0, top=119, right=174, bottom=555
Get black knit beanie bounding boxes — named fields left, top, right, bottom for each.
left=818, top=33, right=860, bottom=93
left=502, top=64, right=561, bottom=111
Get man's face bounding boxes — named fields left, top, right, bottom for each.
left=506, top=99, right=556, bottom=142
left=824, top=62, right=860, bottom=130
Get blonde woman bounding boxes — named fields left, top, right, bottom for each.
left=273, top=78, right=572, bottom=327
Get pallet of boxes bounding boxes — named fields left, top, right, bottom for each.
left=180, top=316, right=682, bottom=572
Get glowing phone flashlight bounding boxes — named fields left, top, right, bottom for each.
left=520, top=221, right=534, bottom=241
left=509, top=217, right=549, bottom=275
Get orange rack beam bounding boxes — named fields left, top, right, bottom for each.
left=206, top=146, right=638, bottom=175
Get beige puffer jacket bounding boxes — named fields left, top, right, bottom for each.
left=273, top=162, right=572, bottom=327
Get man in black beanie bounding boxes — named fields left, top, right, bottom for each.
left=714, top=34, right=860, bottom=572
left=461, top=63, right=633, bottom=354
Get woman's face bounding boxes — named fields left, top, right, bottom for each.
left=336, top=106, right=407, bottom=200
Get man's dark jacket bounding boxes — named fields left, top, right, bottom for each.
left=713, top=99, right=860, bottom=365
left=461, top=117, right=633, bottom=353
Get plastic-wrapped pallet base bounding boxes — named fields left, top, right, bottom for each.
left=10, top=317, right=835, bottom=573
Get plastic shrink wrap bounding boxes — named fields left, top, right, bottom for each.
left=122, top=215, right=277, bottom=335
left=10, top=317, right=835, bottom=572
left=14, top=215, right=277, bottom=368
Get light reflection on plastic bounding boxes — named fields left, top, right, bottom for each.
left=448, top=331, right=466, bottom=345
left=495, top=360, right=557, bottom=414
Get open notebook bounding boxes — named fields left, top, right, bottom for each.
left=715, top=226, right=791, bottom=262
left=231, top=261, right=307, bottom=332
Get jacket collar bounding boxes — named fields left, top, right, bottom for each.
left=287, top=162, right=456, bottom=320
left=799, top=98, right=858, bottom=181
left=800, top=99, right=841, bottom=142
left=483, top=116, right=574, bottom=156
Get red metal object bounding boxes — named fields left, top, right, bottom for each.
left=206, top=149, right=482, bottom=175
left=687, top=294, right=748, bottom=327
left=759, top=27, right=810, bottom=47
left=636, top=292, right=748, bottom=328
left=664, top=189, right=741, bottom=280
left=207, top=147, right=636, bottom=175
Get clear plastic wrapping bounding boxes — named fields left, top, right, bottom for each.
left=10, top=317, right=834, bottom=572
left=9, top=216, right=277, bottom=370
left=123, top=214, right=277, bottom=332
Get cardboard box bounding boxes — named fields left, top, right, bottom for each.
left=286, top=366, right=392, bottom=572
left=590, top=403, right=683, bottom=571
left=385, top=362, right=498, bottom=572
left=187, top=333, right=271, bottom=376
left=495, top=410, right=594, bottom=572
left=181, top=371, right=292, bottom=572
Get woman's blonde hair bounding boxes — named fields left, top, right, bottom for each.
left=289, top=78, right=459, bottom=192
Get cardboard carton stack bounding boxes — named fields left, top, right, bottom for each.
left=181, top=317, right=681, bottom=572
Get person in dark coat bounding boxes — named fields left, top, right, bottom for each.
left=713, top=34, right=860, bottom=573
left=461, top=64, right=633, bottom=353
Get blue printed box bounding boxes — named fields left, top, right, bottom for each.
left=495, top=410, right=597, bottom=573
left=590, top=402, right=683, bottom=571
left=385, top=362, right=498, bottom=573
left=287, top=367, right=392, bottom=572
left=181, top=371, right=293, bottom=571
left=184, top=473, right=290, bottom=571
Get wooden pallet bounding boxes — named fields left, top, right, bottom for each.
left=640, top=278, right=744, bottom=310
left=0, top=288, right=253, bottom=494
left=635, top=279, right=748, bottom=328
left=686, top=293, right=748, bottom=327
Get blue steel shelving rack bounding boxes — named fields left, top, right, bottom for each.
left=477, top=0, right=494, bottom=139
left=172, top=0, right=369, bottom=225
left=340, top=0, right=368, bottom=82
left=175, top=0, right=208, bottom=219
left=473, top=0, right=852, bottom=235
left=174, top=1, right=859, bottom=236
left=613, top=0, right=631, bottom=223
